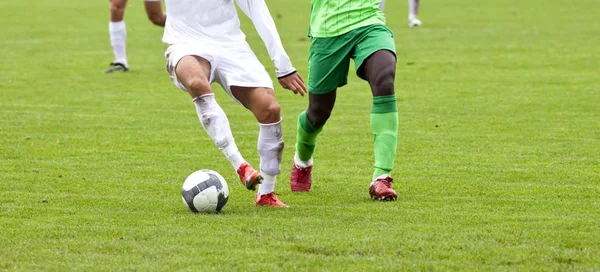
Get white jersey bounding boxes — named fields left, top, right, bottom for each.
left=162, top=0, right=295, bottom=77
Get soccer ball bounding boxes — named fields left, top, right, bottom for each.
left=181, top=169, right=229, bottom=213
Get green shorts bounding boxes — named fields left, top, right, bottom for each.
left=307, top=24, right=396, bottom=94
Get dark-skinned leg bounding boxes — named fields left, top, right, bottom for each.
left=290, top=90, right=336, bottom=192
left=359, top=50, right=399, bottom=181
left=360, top=50, right=396, bottom=97
left=292, top=32, right=351, bottom=192
left=295, top=90, right=337, bottom=163
left=306, top=90, right=337, bottom=128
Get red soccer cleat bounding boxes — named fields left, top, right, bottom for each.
left=255, top=192, right=289, bottom=208
left=236, top=162, right=262, bottom=191
left=369, top=176, right=398, bottom=201
left=290, top=164, right=312, bottom=192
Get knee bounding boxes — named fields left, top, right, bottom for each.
left=110, top=1, right=126, bottom=15
left=371, top=66, right=396, bottom=96
left=259, top=101, right=281, bottom=124
left=307, top=105, right=332, bottom=128
left=187, top=78, right=211, bottom=97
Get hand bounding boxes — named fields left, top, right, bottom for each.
left=278, top=72, right=307, bottom=96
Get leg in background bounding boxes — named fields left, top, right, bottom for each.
left=106, top=0, right=129, bottom=72
left=408, top=0, right=422, bottom=27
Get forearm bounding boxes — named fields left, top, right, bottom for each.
left=236, top=0, right=295, bottom=77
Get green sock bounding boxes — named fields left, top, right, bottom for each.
left=296, top=110, right=323, bottom=161
left=371, top=95, right=398, bottom=180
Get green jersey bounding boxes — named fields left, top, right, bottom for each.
left=309, top=0, right=385, bottom=38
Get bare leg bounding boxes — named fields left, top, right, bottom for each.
left=175, top=56, right=213, bottom=98
left=360, top=50, right=397, bottom=97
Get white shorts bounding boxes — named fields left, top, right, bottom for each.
left=165, top=42, right=274, bottom=102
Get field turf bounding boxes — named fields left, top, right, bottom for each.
left=1, top=0, right=599, bottom=270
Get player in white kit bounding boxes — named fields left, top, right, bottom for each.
left=379, top=0, right=422, bottom=27
left=163, top=0, right=307, bottom=207
left=105, top=0, right=166, bottom=73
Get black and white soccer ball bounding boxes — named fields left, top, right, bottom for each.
left=181, top=169, right=229, bottom=213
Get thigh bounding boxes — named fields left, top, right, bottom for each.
left=360, top=50, right=397, bottom=95
left=307, top=36, right=352, bottom=94
left=165, top=44, right=217, bottom=93
left=352, top=24, right=397, bottom=80
left=174, top=55, right=213, bottom=97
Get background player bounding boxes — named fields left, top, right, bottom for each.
left=163, top=0, right=306, bottom=207
left=380, top=0, right=422, bottom=27
left=291, top=0, right=399, bottom=201
left=105, top=0, right=166, bottom=73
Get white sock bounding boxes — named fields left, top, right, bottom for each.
left=109, top=21, right=128, bottom=67
left=379, top=0, right=385, bottom=11
left=258, top=171, right=276, bottom=196
left=408, top=0, right=419, bottom=19
left=257, top=119, right=284, bottom=176
left=294, top=152, right=313, bottom=169
left=193, top=94, right=245, bottom=171
left=257, top=120, right=283, bottom=196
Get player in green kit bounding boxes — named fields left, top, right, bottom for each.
left=290, top=0, right=399, bottom=201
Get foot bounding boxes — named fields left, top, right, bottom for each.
left=255, top=192, right=288, bottom=207
left=104, top=62, right=129, bottom=73
left=290, top=164, right=312, bottom=192
left=408, top=16, right=422, bottom=27
left=369, top=176, right=398, bottom=201
left=237, top=162, right=263, bottom=191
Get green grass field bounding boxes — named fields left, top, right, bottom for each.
left=1, top=0, right=599, bottom=270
